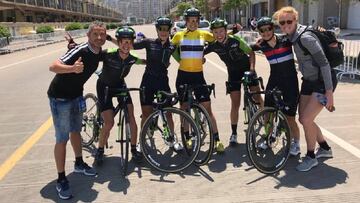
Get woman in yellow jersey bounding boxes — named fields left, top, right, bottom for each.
left=171, top=7, right=224, bottom=153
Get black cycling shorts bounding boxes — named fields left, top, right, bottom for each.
left=226, top=69, right=258, bottom=93
left=300, top=73, right=338, bottom=95
left=96, top=80, right=133, bottom=112
left=140, top=73, right=172, bottom=106
left=176, top=70, right=210, bottom=103
left=264, top=76, right=299, bottom=117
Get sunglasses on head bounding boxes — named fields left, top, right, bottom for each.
left=259, top=27, right=273, bottom=33
left=158, top=25, right=170, bottom=32
left=279, top=20, right=293, bottom=26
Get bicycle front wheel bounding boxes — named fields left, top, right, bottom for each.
left=246, top=107, right=291, bottom=174
left=81, top=93, right=100, bottom=147
left=190, top=103, right=214, bottom=166
left=118, top=110, right=129, bottom=177
left=140, top=107, right=200, bottom=173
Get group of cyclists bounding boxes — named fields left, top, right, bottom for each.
left=48, top=6, right=336, bottom=200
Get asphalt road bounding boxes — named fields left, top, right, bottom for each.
left=0, top=24, right=359, bottom=202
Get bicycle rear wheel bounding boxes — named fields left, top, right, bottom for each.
left=140, top=107, right=200, bottom=173
left=81, top=93, right=100, bottom=147
left=190, top=103, right=214, bottom=166
left=117, top=110, right=129, bottom=177
left=246, top=107, right=291, bottom=174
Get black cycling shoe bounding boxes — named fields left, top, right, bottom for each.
left=95, top=150, right=104, bottom=166
left=131, top=151, right=143, bottom=163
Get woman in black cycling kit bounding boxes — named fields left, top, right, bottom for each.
left=132, top=17, right=177, bottom=132
left=204, top=18, right=260, bottom=146
left=94, top=27, right=146, bottom=165
left=251, top=17, right=301, bottom=157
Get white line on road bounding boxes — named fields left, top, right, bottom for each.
left=0, top=48, right=65, bottom=71
left=320, top=127, right=360, bottom=158
left=206, top=58, right=360, bottom=159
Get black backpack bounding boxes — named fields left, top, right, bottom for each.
left=297, top=26, right=344, bottom=68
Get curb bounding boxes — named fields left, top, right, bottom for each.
left=0, top=39, right=65, bottom=55
left=0, top=35, right=87, bottom=56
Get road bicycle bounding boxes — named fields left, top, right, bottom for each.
left=246, top=87, right=291, bottom=174
left=178, top=83, right=216, bottom=165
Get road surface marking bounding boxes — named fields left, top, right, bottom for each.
left=0, top=49, right=65, bottom=71
left=0, top=117, right=52, bottom=181
left=207, top=58, right=360, bottom=159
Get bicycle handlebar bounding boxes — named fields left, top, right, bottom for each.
left=179, top=83, right=216, bottom=100
left=105, top=86, right=145, bottom=102
left=153, top=91, right=179, bottom=107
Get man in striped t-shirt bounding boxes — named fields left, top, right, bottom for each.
left=47, top=21, right=106, bottom=200
left=172, top=8, right=224, bottom=153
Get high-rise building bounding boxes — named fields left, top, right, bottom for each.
left=0, top=0, right=122, bottom=22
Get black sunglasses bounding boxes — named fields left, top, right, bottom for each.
left=259, top=27, right=273, bottom=33
left=158, top=25, right=170, bottom=32
left=279, top=20, right=293, bottom=26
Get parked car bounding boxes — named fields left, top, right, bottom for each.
left=171, top=21, right=186, bottom=38
left=198, top=20, right=210, bottom=32
left=170, top=20, right=211, bottom=38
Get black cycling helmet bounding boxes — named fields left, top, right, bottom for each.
left=155, top=16, right=173, bottom=29
left=242, top=71, right=258, bottom=85
left=210, top=18, right=228, bottom=30
left=184, top=7, right=201, bottom=18
left=115, top=26, right=136, bottom=39
left=256, top=16, right=274, bottom=29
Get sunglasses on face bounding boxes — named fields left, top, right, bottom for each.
left=279, top=20, right=293, bottom=26
left=158, top=25, right=170, bottom=32
left=259, top=27, right=273, bottom=33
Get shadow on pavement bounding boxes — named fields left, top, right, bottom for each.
left=40, top=172, right=98, bottom=203
left=206, top=143, right=252, bottom=173
left=244, top=155, right=348, bottom=190
left=273, top=158, right=348, bottom=190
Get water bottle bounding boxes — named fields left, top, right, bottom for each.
left=315, top=93, right=335, bottom=112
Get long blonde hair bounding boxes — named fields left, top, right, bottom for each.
left=273, top=6, right=299, bottom=23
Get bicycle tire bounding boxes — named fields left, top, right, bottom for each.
left=140, top=107, right=200, bottom=173
left=118, top=110, right=129, bottom=177
left=190, top=103, right=214, bottom=166
left=246, top=107, right=291, bottom=174
left=81, top=93, right=100, bottom=147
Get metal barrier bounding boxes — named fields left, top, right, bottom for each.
left=335, top=40, right=360, bottom=80
left=0, top=29, right=88, bottom=50
left=234, top=31, right=260, bottom=44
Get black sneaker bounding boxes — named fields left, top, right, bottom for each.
left=56, top=179, right=72, bottom=200
left=95, top=150, right=104, bottom=166
left=131, top=150, right=143, bottom=163
left=74, top=162, right=97, bottom=176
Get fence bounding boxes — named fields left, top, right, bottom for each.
left=0, top=29, right=88, bottom=53
left=335, top=40, right=360, bottom=80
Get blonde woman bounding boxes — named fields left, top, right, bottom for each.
left=274, top=6, right=337, bottom=172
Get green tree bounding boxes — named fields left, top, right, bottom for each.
left=223, top=0, right=250, bottom=22
left=175, top=2, right=192, bottom=17
left=36, top=25, right=54, bottom=33
left=195, top=0, right=207, bottom=17
left=65, top=22, right=83, bottom=31
left=0, top=25, right=11, bottom=38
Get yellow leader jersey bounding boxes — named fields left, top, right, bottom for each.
left=171, top=29, right=215, bottom=72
